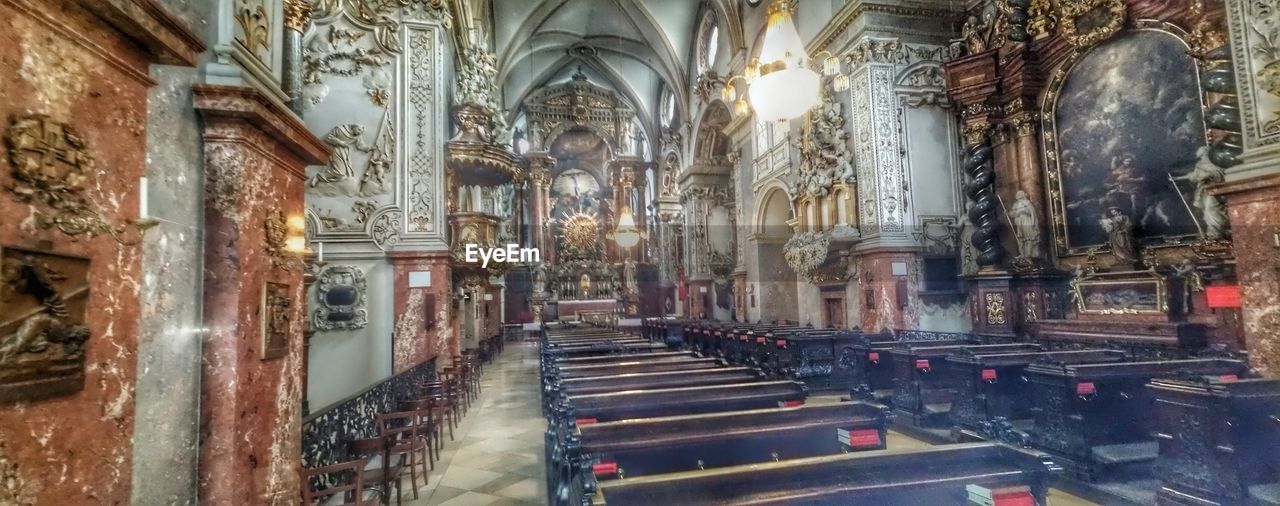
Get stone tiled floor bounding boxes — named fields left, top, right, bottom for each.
left=395, top=343, right=1093, bottom=506
left=400, top=342, right=546, bottom=506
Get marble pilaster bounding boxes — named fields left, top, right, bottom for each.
left=388, top=251, right=453, bottom=372
left=194, top=84, right=327, bottom=505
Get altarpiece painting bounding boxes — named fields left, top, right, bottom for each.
left=1045, top=28, right=1208, bottom=255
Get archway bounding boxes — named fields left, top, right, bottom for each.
left=751, top=186, right=799, bottom=323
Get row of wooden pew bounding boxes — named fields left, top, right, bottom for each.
left=541, top=322, right=1061, bottom=505
left=655, top=318, right=1280, bottom=505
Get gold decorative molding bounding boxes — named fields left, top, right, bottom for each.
left=5, top=115, right=154, bottom=245
left=985, top=292, right=1007, bottom=325
left=283, top=0, right=311, bottom=32
left=264, top=210, right=300, bottom=272
left=1056, top=0, right=1125, bottom=47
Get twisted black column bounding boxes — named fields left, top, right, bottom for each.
left=1202, top=45, right=1243, bottom=169
left=964, top=129, right=1004, bottom=267
left=1005, top=0, right=1032, bottom=43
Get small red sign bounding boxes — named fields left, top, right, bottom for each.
left=780, top=400, right=804, bottom=408
left=1219, top=374, right=1239, bottom=383
left=776, top=339, right=788, bottom=347
left=868, top=352, right=880, bottom=362
left=714, top=331, right=722, bottom=336
left=739, top=335, right=749, bottom=341
left=982, top=369, right=997, bottom=381
left=915, top=359, right=930, bottom=370
left=592, top=462, right=618, bottom=476
left=1206, top=285, right=1242, bottom=308
left=575, top=417, right=598, bottom=425
left=756, top=337, right=767, bottom=344
left=1076, top=382, right=1096, bottom=396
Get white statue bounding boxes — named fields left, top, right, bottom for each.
left=1009, top=190, right=1041, bottom=259
left=623, top=258, right=638, bottom=295
left=1174, top=147, right=1228, bottom=239
left=532, top=263, right=547, bottom=294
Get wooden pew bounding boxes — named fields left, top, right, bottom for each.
left=1149, top=377, right=1280, bottom=505
left=551, top=351, right=696, bottom=367
left=583, top=442, right=1060, bottom=505
left=551, top=358, right=725, bottom=380
left=555, top=367, right=765, bottom=396
left=544, top=367, right=767, bottom=412
left=552, top=380, right=808, bottom=426
left=1025, top=358, right=1250, bottom=481
left=890, top=343, right=1042, bottom=425
left=553, top=402, right=890, bottom=506
left=946, top=349, right=1127, bottom=431
left=846, top=336, right=972, bottom=405
left=543, top=341, right=668, bottom=358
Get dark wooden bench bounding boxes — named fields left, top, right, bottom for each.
left=946, top=349, right=1127, bottom=431
left=552, top=402, right=890, bottom=506
left=1149, top=377, right=1280, bottom=505
left=890, top=343, right=1042, bottom=425
left=1025, top=358, right=1250, bottom=481
left=551, top=357, right=725, bottom=380
left=846, top=336, right=972, bottom=405
left=583, top=442, right=1059, bottom=505
left=551, top=380, right=808, bottom=427
left=550, top=351, right=696, bottom=367
left=548, top=367, right=765, bottom=405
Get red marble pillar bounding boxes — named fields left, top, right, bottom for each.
left=388, top=251, right=454, bottom=372
left=0, top=1, right=200, bottom=503
left=855, top=251, right=916, bottom=332
left=195, top=85, right=328, bottom=505
left=1213, top=174, right=1280, bottom=376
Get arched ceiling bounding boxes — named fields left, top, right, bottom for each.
left=494, top=0, right=731, bottom=130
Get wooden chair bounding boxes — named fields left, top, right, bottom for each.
left=301, top=458, right=381, bottom=505
left=347, top=411, right=420, bottom=505
left=398, top=398, right=440, bottom=470
left=416, top=381, right=457, bottom=443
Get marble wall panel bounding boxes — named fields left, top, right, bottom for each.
left=0, top=1, right=200, bottom=503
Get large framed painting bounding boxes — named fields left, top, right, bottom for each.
left=1043, top=23, right=1209, bottom=257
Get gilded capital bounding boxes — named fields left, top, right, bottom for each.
left=283, top=0, right=311, bottom=32
left=962, top=120, right=992, bottom=145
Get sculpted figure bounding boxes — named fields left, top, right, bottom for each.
left=1009, top=190, right=1041, bottom=259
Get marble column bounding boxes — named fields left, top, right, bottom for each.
left=388, top=251, right=454, bottom=371
left=0, top=1, right=201, bottom=504
left=526, top=153, right=554, bottom=262
left=1216, top=0, right=1280, bottom=376
left=194, top=84, right=328, bottom=505
left=282, top=0, right=310, bottom=114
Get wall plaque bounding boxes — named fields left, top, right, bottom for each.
left=0, top=246, right=91, bottom=403
left=313, top=265, right=368, bottom=331
left=262, top=281, right=292, bottom=359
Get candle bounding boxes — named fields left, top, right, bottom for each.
left=317, top=242, right=324, bottom=262
left=139, top=177, right=149, bottom=218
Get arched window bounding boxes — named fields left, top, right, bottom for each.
left=661, top=88, right=676, bottom=127
left=696, top=13, right=720, bottom=74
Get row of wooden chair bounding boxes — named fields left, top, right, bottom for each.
left=301, top=349, right=491, bottom=505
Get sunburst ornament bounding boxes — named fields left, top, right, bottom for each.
left=560, top=212, right=600, bottom=251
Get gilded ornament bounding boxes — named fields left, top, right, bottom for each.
left=985, top=292, right=1007, bottom=325
left=1056, top=0, right=1126, bottom=47
left=5, top=115, right=153, bottom=245
left=264, top=210, right=300, bottom=271
left=235, top=1, right=271, bottom=61
left=1027, top=0, right=1057, bottom=37
left=283, top=0, right=311, bottom=32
